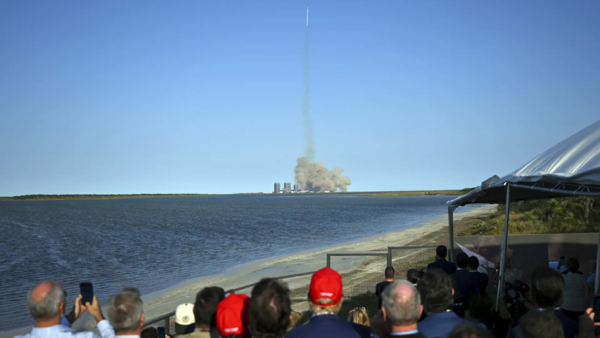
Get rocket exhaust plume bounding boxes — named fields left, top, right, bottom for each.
left=294, top=8, right=352, bottom=192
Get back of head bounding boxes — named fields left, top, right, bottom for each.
left=406, top=269, right=419, bottom=284
left=308, top=267, right=344, bottom=315
left=217, top=294, right=250, bottom=338
left=385, top=266, right=395, bottom=279
left=141, top=327, right=158, bottom=338
left=382, top=280, right=421, bottom=326
left=531, top=267, right=564, bottom=309
left=468, top=256, right=479, bottom=271
left=418, top=269, right=454, bottom=313
left=347, top=308, right=370, bottom=326
left=175, top=303, right=196, bottom=335
left=566, top=257, right=580, bottom=273
left=436, top=245, right=448, bottom=259
left=249, top=278, right=291, bottom=338
left=456, top=252, right=469, bottom=269
left=448, top=323, right=493, bottom=338
left=194, top=287, right=225, bottom=329
left=520, top=310, right=563, bottom=338
left=107, top=289, right=144, bottom=334
left=28, top=281, right=66, bottom=320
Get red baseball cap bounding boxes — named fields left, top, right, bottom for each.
left=217, top=293, right=250, bottom=337
left=309, top=267, right=343, bottom=306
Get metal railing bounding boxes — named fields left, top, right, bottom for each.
left=144, top=246, right=441, bottom=333
left=387, top=245, right=437, bottom=278
left=326, top=252, right=389, bottom=298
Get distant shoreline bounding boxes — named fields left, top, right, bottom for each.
left=0, top=189, right=474, bottom=201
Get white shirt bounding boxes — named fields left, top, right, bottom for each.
left=15, top=321, right=114, bottom=338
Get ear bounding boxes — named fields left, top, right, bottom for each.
left=381, top=307, right=387, bottom=322
left=451, top=289, right=455, bottom=296
left=289, top=314, right=293, bottom=322
left=140, top=313, right=145, bottom=328
left=419, top=305, right=423, bottom=318
left=59, top=302, right=65, bottom=315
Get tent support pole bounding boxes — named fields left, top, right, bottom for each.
left=496, top=184, right=511, bottom=311
left=448, top=207, right=455, bottom=263
left=595, top=228, right=600, bottom=295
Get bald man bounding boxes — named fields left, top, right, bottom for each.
left=370, top=281, right=425, bottom=338
left=15, top=281, right=115, bottom=338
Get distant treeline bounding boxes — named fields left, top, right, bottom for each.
left=461, top=196, right=600, bottom=235
left=0, top=194, right=212, bottom=201
left=359, top=187, right=476, bottom=197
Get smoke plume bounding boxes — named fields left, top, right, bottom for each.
left=295, top=157, right=352, bottom=192
left=293, top=26, right=352, bottom=192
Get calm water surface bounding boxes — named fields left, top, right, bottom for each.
left=0, top=195, right=472, bottom=331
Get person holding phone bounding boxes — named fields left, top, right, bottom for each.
left=15, top=281, right=114, bottom=338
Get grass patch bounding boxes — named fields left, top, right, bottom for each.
left=459, top=197, right=600, bottom=236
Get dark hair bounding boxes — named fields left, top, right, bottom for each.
left=141, top=327, right=158, bottom=338
left=385, top=266, right=395, bottom=279
left=417, top=268, right=454, bottom=313
left=436, top=245, right=448, bottom=258
left=406, top=269, right=419, bottom=284
left=566, top=258, right=580, bottom=273
left=456, top=252, right=469, bottom=269
left=468, top=256, right=480, bottom=270
left=193, top=287, right=225, bottom=328
left=249, top=278, right=291, bottom=338
left=448, top=323, right=493, bottom=338
left=531, top=267, right=564, bottom=308
left=520, top=309, right=563, bottom=338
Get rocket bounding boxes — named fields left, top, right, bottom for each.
left=306, top=7, right=309, bottom=27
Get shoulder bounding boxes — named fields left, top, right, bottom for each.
left=350, top=323, right=371, bottom=338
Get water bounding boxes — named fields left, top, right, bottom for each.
left=0, top=194, right=471, bottom=331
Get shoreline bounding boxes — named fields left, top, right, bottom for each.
left=0, top=204, right=495, bottom=337
left=0, top=190, right=473, bottom=201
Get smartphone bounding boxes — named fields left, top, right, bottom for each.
left=80, top=282, right=94, bottom=305
left=157, top=327, right=166, bottom=338
left=594, top=297, right=600, bottom=322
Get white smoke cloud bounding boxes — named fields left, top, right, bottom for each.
left=294, top=157, right=352, bottom=192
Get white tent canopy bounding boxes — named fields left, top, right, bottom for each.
left=445, top=119, right=600, bottom=307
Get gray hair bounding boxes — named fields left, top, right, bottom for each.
left=27, top=282, right=65, bottom=319
left=107, top=289, right=144, bottom=333
left=382, top=280, right=421, bottom=326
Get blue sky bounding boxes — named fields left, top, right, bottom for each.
left=1, top=1, right=599, bottom=195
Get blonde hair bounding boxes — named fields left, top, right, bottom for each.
left=288, top=311, right=310, bottom=331
left=308, top=297, right=343, bottom=315
left=347, top=307, right=370, bottom=326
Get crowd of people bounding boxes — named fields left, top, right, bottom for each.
left=16, top=245, right=599, bottom=338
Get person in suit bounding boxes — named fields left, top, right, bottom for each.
left=427, top=245, right=457, bottom=275
left=417, top=269, right=474, bottom=338
left=286, top=267, right=370, bottom=338
left=370, top=280, right=425, bottom=338
left=375, top=267, right=395, bottom=309
left=451, top=253, right=475, bottom=308
left=468, top=256, right=488, bottom=296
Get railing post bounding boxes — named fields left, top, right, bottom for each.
left=387, top=247, right=393, bottom=267
left=496, top=184, right=511, bottom=311
left=448, top=207, right=455, bottom=263
left=326, top=254, right=331, bottom=268
left=163, top=317, right=170, bottom=336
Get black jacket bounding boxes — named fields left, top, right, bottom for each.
left=451, top=269, right=475, bottom=305
left=427, top=259, right=457, bottom=275
left=285, top=314, right=370, bottom=338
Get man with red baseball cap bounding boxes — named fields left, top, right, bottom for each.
left=216, top=293, right=250, bottom=338
left=286, top=267, right=370, bottom=338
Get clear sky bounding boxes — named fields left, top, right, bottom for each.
left=1, top=1, right=599, bottom=195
